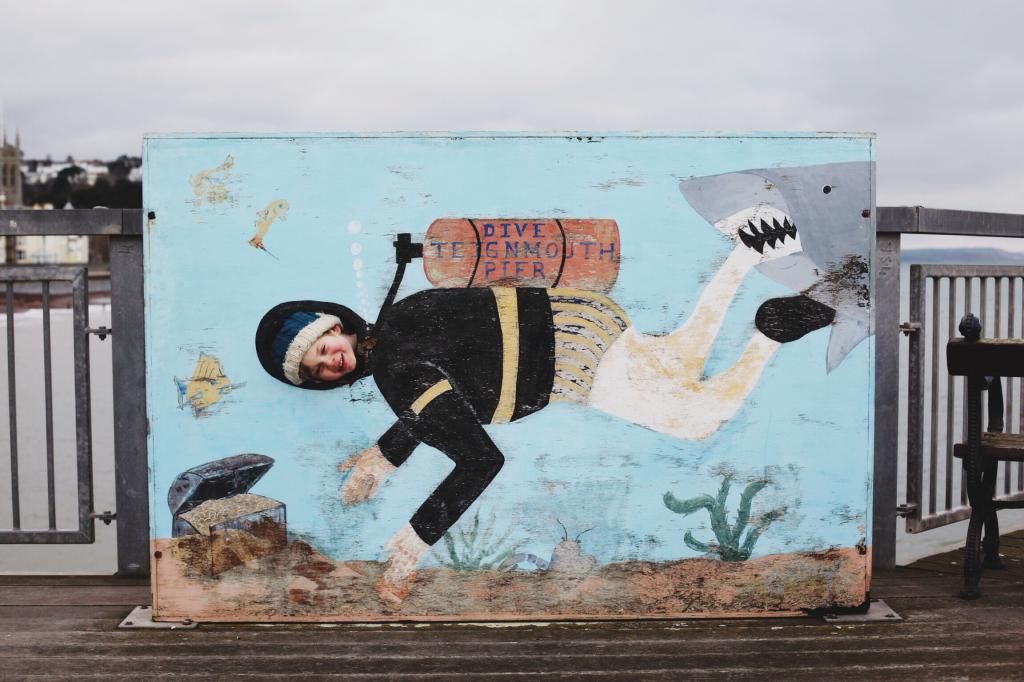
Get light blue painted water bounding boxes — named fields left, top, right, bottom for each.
left=143, top=134, right=874, bottom=565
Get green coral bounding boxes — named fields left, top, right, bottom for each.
left=434, top=510, right=516, bottom=571
left=664, top=475, right=786, bottom=562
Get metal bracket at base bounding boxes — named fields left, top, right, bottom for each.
left=821, top=598, right=901, bottom=623
left=118, top=605, right=198, bottom=630
left=895, top=503, right=918, bottom=518
left=90, top=510, right=116, bottom=525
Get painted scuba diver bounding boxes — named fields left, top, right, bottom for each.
left=254, top=162, right=871, bottom=605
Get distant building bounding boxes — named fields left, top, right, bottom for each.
left=1, top=133, right=89, bottom=265
left=0, top=133, right=140, bottom=265
left=0, top=128, right=22, bottom=208
left=1, top=129, right=23, bottom=263
left=22, top=154, right=142, bottom=189
left=23, top=158, right=113, bottom=187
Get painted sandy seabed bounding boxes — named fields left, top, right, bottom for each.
left=151, top=535, right=867, bottom=622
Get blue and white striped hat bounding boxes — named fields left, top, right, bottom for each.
left=255, top=300, right=369, bottom=389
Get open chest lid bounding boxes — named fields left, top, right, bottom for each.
left=167, top=453, right=275, bottom=517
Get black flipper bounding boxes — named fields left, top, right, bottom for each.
left=755, top=295, right=836, bottom=343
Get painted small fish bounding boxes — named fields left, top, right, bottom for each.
left=174, top=353, right=245, bottom=417
left=248, top=199, right=289, bottom=256
left=189, top=154, right=234, bottom=206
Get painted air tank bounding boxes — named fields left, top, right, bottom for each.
left=423, top=218, right=620, bottom=293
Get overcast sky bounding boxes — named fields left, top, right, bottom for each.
left=2, top=1, right=1023, bottom=215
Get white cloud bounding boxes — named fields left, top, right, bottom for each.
left=2, top=0, right=1023, bottom=212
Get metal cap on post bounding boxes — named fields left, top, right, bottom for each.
left=959, top=313, right=982, bottom=341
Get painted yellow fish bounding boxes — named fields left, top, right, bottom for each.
left=174, top=354, right=244, bottom=416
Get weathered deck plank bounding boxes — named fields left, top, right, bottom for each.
left=0, top=585, right=151, bottom=606
left=1, top=532, right=1023, bottom=680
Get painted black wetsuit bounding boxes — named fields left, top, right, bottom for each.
left=370, top=287, right=556, bottom=545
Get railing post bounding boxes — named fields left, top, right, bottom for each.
left=110, top=210, right=149, bottom=576
left=873, top=230, right=901, bottom=568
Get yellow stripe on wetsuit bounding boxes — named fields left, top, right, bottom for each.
left=408, top=289, right=519, bottom=423
left=491, top=288, right=519, bottom=424
left=410, top=379, right=453, bottom=415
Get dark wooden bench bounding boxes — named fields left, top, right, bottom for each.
left=947, top=313, right=1024, bottom=599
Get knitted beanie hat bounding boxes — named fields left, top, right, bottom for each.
left=255, top=300, right=370, bottom=390
left=274, top=311, right=342, bottom=385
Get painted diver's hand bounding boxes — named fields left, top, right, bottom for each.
left=338, top=445, right=396, bottom=505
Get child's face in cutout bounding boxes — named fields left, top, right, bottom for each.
left=301, top=324, right=358, bottom=382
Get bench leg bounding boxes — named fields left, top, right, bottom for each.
left=982, top=460, right=1004, bottom=570
left=961, top=376, right=986, bottom=600
left=961, top=465, right=999, bottom=596
left=962, top=506, right=985, bottom=600
left=983, top=510, right=1004, bottom=569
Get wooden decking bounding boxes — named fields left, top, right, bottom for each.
left=3, top=533, right=1024, bottom=680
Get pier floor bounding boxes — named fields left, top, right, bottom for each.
left=2, top=532, right=1023, bottom=680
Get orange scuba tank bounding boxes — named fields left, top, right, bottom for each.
left=422, top=218, right=620, bottom=293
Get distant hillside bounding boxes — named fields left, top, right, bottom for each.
left=901, top=247, right=1024, bottom=266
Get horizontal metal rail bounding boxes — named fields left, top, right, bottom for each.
left=0, top=206, right=1008, bottom=238
left=0, top=205, right=1021, bottom=574
left=878, top=206, right=1024, bottom=237
left=3, top=206, right=1010, bottom=238
left=0, top=209, right=142, bottom=236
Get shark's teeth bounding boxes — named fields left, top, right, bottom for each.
left=761, top=218, right=778, bottom=248
left=783, top=217, right=797, bottom=239
left=772, top=218, right=786, bottom=243
left=738, top=215, right=798, bottom=254
left=740, top=220, right=765, bottom=253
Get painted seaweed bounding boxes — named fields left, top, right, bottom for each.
left=664, top=474, right=787, bottom=562
left=433, top=510, right=516, bottom=571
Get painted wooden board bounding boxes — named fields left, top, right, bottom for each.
left=143, top=133, right=875, bottom=621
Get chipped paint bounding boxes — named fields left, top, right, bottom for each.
left=593, top=177, right=644, bottom=192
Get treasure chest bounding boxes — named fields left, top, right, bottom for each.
left=168, top=454, right=286, bottom=575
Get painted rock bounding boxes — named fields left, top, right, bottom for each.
left=423, top=218, right=620, bottom=292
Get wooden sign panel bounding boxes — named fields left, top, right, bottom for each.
left=144, top=133, right=875, bottom=621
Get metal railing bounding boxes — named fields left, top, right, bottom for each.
left=0, top=206, right=1021, bottom=574
left=874, top=206, right=1024, bottom=567
left=1, top=265, right=95, bottom=542
left=0, top=209, right=147, bottom=575
left=904, top=266, right=1024, bottom=532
